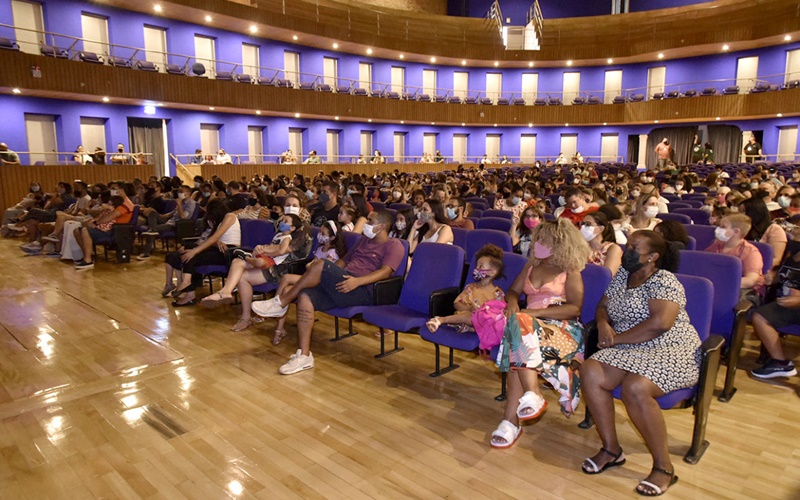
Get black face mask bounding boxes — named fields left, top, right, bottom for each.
left=621, top=249, right=645, bottom=273
left=269, top=211, right=280, bottom=220
left=318, top=192, right=331, bottom=204
left=248, top=198, right=258, bottom=207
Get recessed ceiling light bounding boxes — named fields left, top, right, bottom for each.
left=368, top=119, right=372, bottom=122
left=154, top=4, right=162, bottom=12
left=332, top=43, right=339, bottom=49
left=602, top=122, right=607, bottom=126
left=208, top=106, right=214, bottom=110
left=249, top=26, right=258, bottom=34
left=528, top=62, right=534, bottom=67
left=785, top=35, right=792, bottom=42
left=204, top=15, right=212, bottom=22
left=777, top=113, right=783, bottom=117
left=292, top=35, right=298, bottom=40
left=256, top=110, right=261, bottom=115
left=722, top=44, right=729, bottom=51
left=335, top=116, right=339, bottom=120
left=431, top=122, right=435, bottom=125
left=399, top=54, right=404, bottom=59
left=654, top=120, right=659, bottom=123
left=566, top=60, right=573, bottom=66
left=400, top=120, right=404, bottom=124
left=565, top=123, right=569, bottom=127
left=366, top=48, right=373, bottom=55
left=494, top=61, right=499, bottom=67
left=658, top=53, right=664, bottom=59
left=493, top=123, right=497, bottom=127
left=715, top=117, right=720, bottom=120
left=102, top=96, right=109, bottom=102
left=11, top=88, right=21, bottom=94
left=461, top=60, right=467, bottom=66
left=528, top=123, right=533, bottom=127
left=294, top=112, right=300, bottom=118
left=607, top=58, right=613, bottom=64
left=461, top=122, right=465, bottom=126
left=430, top=57, right=436, bottom=63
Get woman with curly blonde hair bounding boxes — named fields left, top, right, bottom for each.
left=491, top=218, right=590, bottom=448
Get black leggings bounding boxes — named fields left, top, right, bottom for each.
left=165, top=246, right=233, bottom=291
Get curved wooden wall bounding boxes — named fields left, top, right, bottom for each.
left=0, top=165, right=156, bottom=213
left=107, top=0, right=798, bottom=63
left=2, top=51, right=798, bottom=126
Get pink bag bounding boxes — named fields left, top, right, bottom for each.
left=472, top=299, right=508, bottom=351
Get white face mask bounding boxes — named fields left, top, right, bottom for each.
left=110, top=189, right=118, bottom=196
left=675, top=184, right=683, bottom=190
left=715, top=226, right=732, bottom=242
left=631, top=190, right=640, bottom=198
left=644, top=206, right=660, bottom=219
left=572, top=205, right=585, bottom=214
left=284, top=206, right=300, bottom=215
left=580, top=225, right=597, bottom=241
left=362, top=223, right=378, bottom=239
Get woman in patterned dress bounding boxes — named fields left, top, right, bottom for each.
left=490, top=219, right=590, bottom=448
left=581, top=230, right=700, bottom=497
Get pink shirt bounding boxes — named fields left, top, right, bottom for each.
left=705, top=239, right=765, bottom=295
left=523, top=269, right=567, bottom=310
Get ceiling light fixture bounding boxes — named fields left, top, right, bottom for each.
left=154, top=4, right=162, bottom=13
left=461, top=122, right=465, bottom=126
left=294, top=112, right=300, bottom=118
left=607, top=58, right=613, bottom=64
left=431, top=122, right=435, bottom=125
left=566, top=60, right=573, bottom=66
left=565, top=123, right=569, bottom=127
left=256, top=110, right=261, bottom=115
left=156, top=103, right=163, bottom=106
left=528, top=62, right=534, bottom=67
left=204, top=15, right=212, bottom=22
left=208, top=106, right=215, bottom=110
left=493, top=123, right=497, bottom=127
left=461, top=60, right=467, bottom=66
left=658, top=53, right=664, bottom=59
left=777, top=113, right=783, bottom=117
left=722, top=44, right=729, bottom=51
left=292, top=35, right=298, bottom=40
left=332, top=43, right=339, bottom=49
left=603, top=122, right=607, bottom=126
left=430, top=57, right=436, bottom=63
left=368, top=119, right=372, bottom=122
left=399, top=54, right=404, bottom=59
left=528, top=123, right=533, bottom=127
left=716, top=117, right=720, bottom=121
left=249, top=26, right=258, bottom=34
left=785, top=35, right=792, bottom=42
left=400, top=120, right=404, bottom=124
left=493, top=61, right=499, bottom=67
left=335, top=116, right=339, bottom=120
left=654, top=120, right=659, bottom=123
left=102, top=96, right=110, bottom=102
left=366, top=48, right=373, bottom=55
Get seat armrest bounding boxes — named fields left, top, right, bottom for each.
left=734, top=299, right=753, bottom=315
left=700, top=334, right=725, bottom=355
left=429, top=287, right=461, bottom=317
left=373, top=276, right=403, bottom=305
left=181, top=237, right=200, bottom=248
left=286, top=259, right=311, bottom=275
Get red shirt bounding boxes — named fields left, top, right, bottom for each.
left=558, top=205, right=598, bottom=225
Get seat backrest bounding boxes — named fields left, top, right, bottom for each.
left=666, top=202, right=692, bottom=210
left=580, top=264, right=612, bottom=324
left=678, top=250, right=742, bottom=339
left=657, top=213, right=692, bottom=225
left=465, top=229, right=513, bottom=263
left=451, top=226, right=468, bottom=251
left=750, top=240, right=773, bottom=275
left=240, top=219, right=275, bottom=248
left=471, top=209, right=484, bottom=219
left=674, top=274, right=713, bottom=340
left=482, top=209, right=513, bottom=220
left=686, top=236, right=697, bottom=250
left=342, top=231, right=363, bottom=254
left=681, top=199, right=704, bottom=209
left=683, top=224, right=717, bottom=250
left=464, top=251, right=528, bottom=293
left=389, top=202, right=412, bottom=211
left=400, top=243, right=465, bottom=313
left=673, top=208, right=710, bottom=225
left=476, top=217, right=513, bottom=232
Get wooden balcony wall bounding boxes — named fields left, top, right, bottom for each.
left=112, top=0, right=800, bottom=62
left=3, top=51, right=799, bottom=126
left=0, top=165, right=156, bottom=212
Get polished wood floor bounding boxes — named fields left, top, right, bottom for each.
left=0, top=237, right=798, bottom=499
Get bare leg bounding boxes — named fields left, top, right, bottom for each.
left=276, top=260, right=325, bottom=307
left=295, top=292, right=315, bottom=355
left=620, top=373, right=674, bottom=494
left=165, top=263, right=176, bottom=286
left=238, top=270, right=267, bottom=321
left=752, top=312, right=786, bottom=360
left=276, top=274, right=301, bottom=297
left=78, top=228, right=94, bottom=263
left=580, top=359, right=628, bottom=469
left=216, top=259, right=249, bottom=297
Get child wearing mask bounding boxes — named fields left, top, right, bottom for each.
left=705, top=214, right=765, bottom=302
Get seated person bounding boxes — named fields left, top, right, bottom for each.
left=310, top=181, right=341, bottom=227
left=494, top=184, right=528, bottom=218
left=138, top=185, right=197, bottom=260
left=73, top=183, right=136, bottom=270
left=739, top=197, right=787, bottom=272
left=266, top=220, right=346, bottom=345
left=446, top=197, right=474, bottom=230
left=653, top=220, right=690, bottom=249
left=2, top=183, right=43, bottom=236
left=491, top=219, right=588, bottom=448
left=750, top=242, right=800, bottom=379
left=581, top=231, right=699, bottom=497
left=251, top=210, right=405, bottom=374
left=629, top=194, right=662, bottom=233
left=705, top=214, right=765, bottom=301
left=407, top=199, right=454, bottom=256
left=388, top=209, right=414, bottom=239
left=581, top=211, right=622, bottom=275
left=201, top=214, right=306, bottom=308
left=558, top=187, right=599, bottom=225
left=426, top=244, right=506, bottom=335
left=510, top=206, right=543, bottom=258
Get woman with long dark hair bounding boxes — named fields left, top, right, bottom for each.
left=739, top=197, right=787, bottom=270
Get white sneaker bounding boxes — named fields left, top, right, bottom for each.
left=42, top=234, right=60, bottom=243
left=251, top=296, right=289, bottom=318
left=279, top=349, right=314, bottom=375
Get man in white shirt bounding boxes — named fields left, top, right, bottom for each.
left=216, top=149, right=232, bottom=164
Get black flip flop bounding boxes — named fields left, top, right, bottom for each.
left=171, top=299, right=196, bottom=308
left=582, top=447, right=626, bottom=475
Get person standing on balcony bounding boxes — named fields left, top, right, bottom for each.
left=110, top=143, right=132, bottom=164
left=0, top=143, right=20, bottom=165
left=743, top=135, right=763, bottom=163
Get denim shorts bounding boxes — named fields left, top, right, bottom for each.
left=301, top=260, right=373, bottom=312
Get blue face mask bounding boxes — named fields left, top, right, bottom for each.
left=446, top=207, right=458, bottom=220
left=278, top=222, right=292, bottom=232
left=306, top=190, right=314, bottom=199
left=511, top=196, right=521, bottom=206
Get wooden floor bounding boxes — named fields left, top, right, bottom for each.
left=0, top=238, right=799, bottom=499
